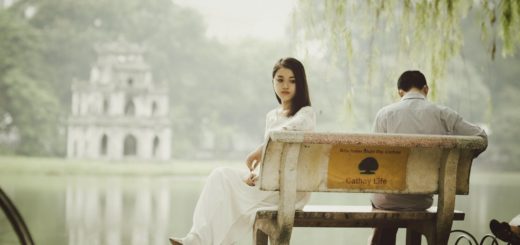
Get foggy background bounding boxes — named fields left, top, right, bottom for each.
left=1, top=0, right=517, bottom=170
left=1, top=1, right=520, bottom=245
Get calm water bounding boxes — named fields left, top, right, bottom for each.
left=0, top=170, right=519, bottom=245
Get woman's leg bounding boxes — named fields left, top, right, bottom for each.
left=179, top=167, right=276, bottom=245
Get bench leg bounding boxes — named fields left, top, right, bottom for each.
left=371, top=227, right=398, bottom=245
left=271, top=143, right=299, bottom=245
left=407, top=221, right=437, bottom=245
left=253, top=214, right=294, bottom=245
left=406, top=229, right=422, bottom=245
left=253, top=218, right=275, bottom=245
left=425, top=233, right=436, bottom=245
left=270, top=226, right=293, bottom=245
left=253, top=227, right=268, bottom=245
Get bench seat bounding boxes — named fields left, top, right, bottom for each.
left=255, top=205, right=465, bottom=228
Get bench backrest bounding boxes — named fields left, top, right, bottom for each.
left=259, top=131, right=486, bottom=195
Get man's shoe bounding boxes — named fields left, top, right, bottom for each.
left=490, top=219, right=519, bottom=244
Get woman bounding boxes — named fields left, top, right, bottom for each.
left=170, top=57, right=316, bottom=245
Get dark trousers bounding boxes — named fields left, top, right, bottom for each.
left=371, top=227, right=398, bottom=245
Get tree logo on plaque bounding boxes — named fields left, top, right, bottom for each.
left=358, top=157, right=379, bottom=174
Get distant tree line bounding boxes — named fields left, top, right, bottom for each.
left=1, top=0, right=519, bottom=170
left=0, top=0, right=287, bottom=158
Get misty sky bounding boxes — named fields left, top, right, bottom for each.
left=174, top=0, right=297, bottom=42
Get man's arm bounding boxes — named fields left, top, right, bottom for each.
left=442, top=107, right=488, bottom=156
left=372, top=109, right=387, bottom=133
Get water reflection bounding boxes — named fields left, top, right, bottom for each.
left=0, top=172, right=519, bottom=245
left=65, top=177, right=171, bottom=245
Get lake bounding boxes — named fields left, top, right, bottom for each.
left=0, top=169, right=519, bottom=245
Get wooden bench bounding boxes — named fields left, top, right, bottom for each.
left=253, top=131, right=486, bottom=245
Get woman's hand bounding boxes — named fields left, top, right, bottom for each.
left=245, top=146, right=262, bottom=171
left=244, top=172, right=259, bottom=186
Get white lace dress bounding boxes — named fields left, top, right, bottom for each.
left=178, top=106, right=316, bottom=245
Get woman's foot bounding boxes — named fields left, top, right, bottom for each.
left=169, top=237, right=183, bottom=245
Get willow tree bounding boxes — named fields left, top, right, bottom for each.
left=292, top=0, right=520, bottom=169
left=293, top=0, right=519, bottom=130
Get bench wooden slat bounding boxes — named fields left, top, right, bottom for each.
left=256, top=205, right=465, bottom=226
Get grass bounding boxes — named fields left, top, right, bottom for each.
left=1, top=155, right=518, bottom=181
left=470, top=170, right=520, bottom=186
left=0, top=155, right=243, bottom=176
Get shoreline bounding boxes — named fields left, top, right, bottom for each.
left=1, top=156, right=518, bottom=185
left=0, top=155, right=242, bottom=176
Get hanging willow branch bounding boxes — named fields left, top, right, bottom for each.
left=292, top=0, right=516, bottom=130
left=294, top=0, right=520, bottom=88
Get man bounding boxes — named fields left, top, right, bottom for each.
left=370, top=70, right=488, bottom=244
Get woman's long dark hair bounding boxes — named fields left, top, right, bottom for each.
left=272, top=57, right=311, bottom=116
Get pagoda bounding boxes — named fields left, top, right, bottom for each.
left=67, top=37, right=171, bottom=161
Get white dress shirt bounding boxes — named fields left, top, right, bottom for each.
left=371, top=91, right=487, bottom=210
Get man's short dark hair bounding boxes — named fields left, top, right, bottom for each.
left=397, top=70, right=427, bottom=91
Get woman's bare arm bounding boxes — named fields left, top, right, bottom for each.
left=244, top=144, right=264, bottom=186
left=245, top=144, right=263, bottom=171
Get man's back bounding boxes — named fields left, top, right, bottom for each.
left=372, top=91, right=487, bottom=210
left=374, top=92, right=486, bottom=137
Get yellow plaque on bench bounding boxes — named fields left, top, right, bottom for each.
left=327, top=145, right=409, bottom=190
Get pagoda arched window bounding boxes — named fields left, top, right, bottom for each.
left=100, top=134, right=108, bottom=156
left=123, top=134, right=137, bottom=156
left=152, top=136, right=160, bottom=157
left=151, top=101, right=158, bottom=116
left=103, top=98, right=109, bottom=114
left=124, top=100, right=135, bottom=116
